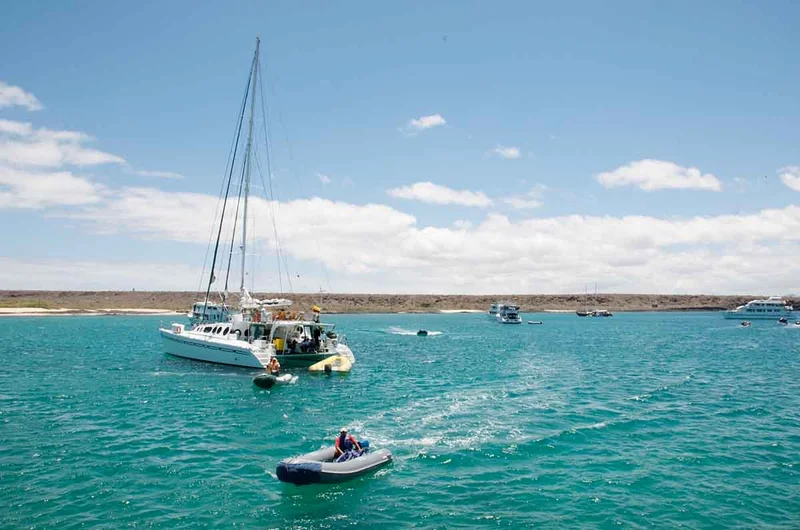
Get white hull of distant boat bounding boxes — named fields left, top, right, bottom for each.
left=495, top=303, right=522, bottom=324
left=722, top=296, right=795, bottom=320
left=160, top=325, right=271, bottom=369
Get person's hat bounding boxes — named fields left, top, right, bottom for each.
left=340, top=427, right=348, bottom=433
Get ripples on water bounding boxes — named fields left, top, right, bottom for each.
left=1, top=313, right=798, bottom=528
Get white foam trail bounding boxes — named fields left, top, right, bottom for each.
left=388, top=327, right=443, bottom=336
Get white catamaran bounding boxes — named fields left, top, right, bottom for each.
left=159, top=39, right=355, bottom=369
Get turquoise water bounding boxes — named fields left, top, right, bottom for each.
left=1, top=312, right=798, bottom=528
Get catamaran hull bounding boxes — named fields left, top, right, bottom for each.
left=159, top=329, right=266, bottom=369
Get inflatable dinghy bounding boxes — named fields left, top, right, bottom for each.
left=308, top=354, right=352, bottom=373
left=276, top=441, right=392, bottom=485
left=253, top=373, right=298, bottom=389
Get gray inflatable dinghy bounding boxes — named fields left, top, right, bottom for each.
left=276, top=441, right=392, bottom=485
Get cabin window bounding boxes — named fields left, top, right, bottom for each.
left=222, top=327, right=229, bottom=335
left=203, top=326, right=212, bottom=332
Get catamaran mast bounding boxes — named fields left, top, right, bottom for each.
left=240, top=37, right=259, bottom=294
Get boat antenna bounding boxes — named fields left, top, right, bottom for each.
left=201, top=43, right=256, bottom=321
left=240, top=37, right=260, bottom=295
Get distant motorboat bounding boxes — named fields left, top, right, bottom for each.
left=528, top=320, right=543, bottom=325
left=496, top=303, right=522, bottom=324
left=488, top=302, right=499, bottom=318
left=723, top=296, right=794, bottom=320
left=576, top=310, right=590, bottom=317
left=589, top=309, right=613, bottom=317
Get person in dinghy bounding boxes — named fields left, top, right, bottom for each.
left=268, top=357, right=281, bottom=376
left=334, top=428, right=363, bottom=462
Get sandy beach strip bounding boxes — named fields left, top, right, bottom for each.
left=0, top=307, right=182, bottom=317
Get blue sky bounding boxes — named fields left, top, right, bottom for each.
left=1, top=1, right=799, bottom=294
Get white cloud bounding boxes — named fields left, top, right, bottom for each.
left=779, top=166, right=800, bottom=192
left=317, top=173, right=331, bottom=185
left=0, top=119, right=125, bottom=168
left=503, top=197, right=542, bottom=209
left=134, top=169, right=184, bottom=180
left=63, top=185, right=800, bottom=294
left=596, top=159, right=722, bottom=191
left=0, top=119, right=34, bottom=136
left=0, top=119, right=124, bottom=210
left=503, top=185, right=545, bottom=210
left=404, top=114, right=446, bottom=133
left=0, top=166, right=104, bottom=209
left=0, top=81, right=43, bottom=111
left=387, top=181, right=493, bottom=207
left=490, top=145, right=521, bottom=159
left=0, top=257, right=202, bottom=291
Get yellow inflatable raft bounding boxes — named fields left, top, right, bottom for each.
left=308, top=354, right=352, bottom=373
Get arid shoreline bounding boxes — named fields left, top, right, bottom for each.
left=0, top=290, right=784, bottom=315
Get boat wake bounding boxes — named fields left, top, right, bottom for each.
left=388, top=327, right=443, bottom=336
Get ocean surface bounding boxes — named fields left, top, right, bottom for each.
left=1, top=312, right=798, bottom=528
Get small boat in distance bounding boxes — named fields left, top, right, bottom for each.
left=723, top=296, right=795, bottom=320
left=417, top=330, right=428, bottom=336
left=488, top=302, right=499, bottom=318
left=741, top=321, right=752, bottom=327
left=528, top=320, right=543, bottom=325
left=589, top=309, right=613, bottom=317
left=496, top=303, right=522, bottom=324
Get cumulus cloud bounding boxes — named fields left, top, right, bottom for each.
left=403, top=114, right=446, bottom=133
left=0, top=166, right=104, bottom=209
left=490, top=145, right=521, bottom=159
left=0, top=119, right=34, bottom=136
left=65, top=184, right=800, bottom=294
left=0, top=118, right=124, bottom=209
left=134, top=169, right=184, bottom=180
left=0, top=81, right=43, bottom=111
left=387, top=181, right=493, bottom=207
left=0, top=118, right=125, bottom=168
left=0, top=257, right=202, bottom=291
left=779, top=166, right=800, bottom=192
left=596, top=159, right=722, bottom=191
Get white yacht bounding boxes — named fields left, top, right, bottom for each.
left=488, top=302, right=499, bottom=318
left=496, top=303, right=522, bottom=324
left=722, top=296, right=795, bottom=320
left=159, top=39, right=355, bottom=369
left=589, top=309, right=613, bottom=317
left=163, top=292, right=354, bottom=368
